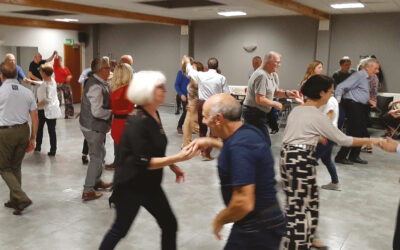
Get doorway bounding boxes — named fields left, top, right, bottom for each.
left=64, top=44, right=82, bottom=103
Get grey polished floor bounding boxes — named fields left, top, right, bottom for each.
left=0, top=105, right=398, bottom=250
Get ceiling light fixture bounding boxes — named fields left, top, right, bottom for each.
left=217, top=11, right=247, bottom=17
left=330, top=3, right=365, bottom=9
left=54, top=18, right=79, bottom=22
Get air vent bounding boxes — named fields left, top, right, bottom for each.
left=139, top=0, right=224, bottom=9
left=12, top=10, right=73, bottom=16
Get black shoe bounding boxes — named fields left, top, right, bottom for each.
left=34, top=147, right=41, bottom=152
left=349, top=157, right=368, bottom=164
left=334, top=157, right=353, bottom=165
left=82, top=155, right=89, bottom=165
left=175, top=111, right=180, bottom=115
left=47, top=151, right=56, bottom=156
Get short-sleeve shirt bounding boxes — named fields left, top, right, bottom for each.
left=0, top=79, right=37, bottom=126
left=218, top=124, right=278, bottom=209
left=243, top=68, right=279, bottom=113
left=29, top=59, right=46, bottom=80
left=319, top=96, right=339, bottom=127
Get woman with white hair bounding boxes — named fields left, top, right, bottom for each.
left=99, top=71, right=199, bottom=250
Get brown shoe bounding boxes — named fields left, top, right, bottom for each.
left=82, top=191, right=103, bottom=201
left=105, top=163, right=115, bottom=171
left=12, top=199, right=32, bottom=215
left=94, top=180, right=113, bottom=190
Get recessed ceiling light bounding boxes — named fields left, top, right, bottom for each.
left=330, top=3, right=365, bottom=9
left=54, top=18, right=79, bottom=22
left=217, top=11, right=247, bottom=17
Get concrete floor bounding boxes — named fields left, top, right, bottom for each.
left=0, top=104, right=398, bottom=250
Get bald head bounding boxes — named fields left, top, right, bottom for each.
left=5, top=53, right=16, bottom=64
left=205, top=94, right=242, bottom=122
left=120, top=55, right=133, bottom=66
left=34, top=52, right=42, bottom=63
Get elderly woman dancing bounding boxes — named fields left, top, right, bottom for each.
left=99, top=71, right=199, bottom=250
left=280, top=74, right=382, bottom=250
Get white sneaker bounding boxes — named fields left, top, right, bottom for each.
left=321, top=182, right=341, bottom=191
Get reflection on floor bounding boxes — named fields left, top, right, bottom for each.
left=0, top=105, right=398, bottom=250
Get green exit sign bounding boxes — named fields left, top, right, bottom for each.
left=65, top=39, right=74, bottom=45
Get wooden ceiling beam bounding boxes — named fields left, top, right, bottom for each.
left=258, top=0, right=330, bottom=20
left=0, top=0, right=189, bottom=26
left=0, top=15, right=86, bottom=30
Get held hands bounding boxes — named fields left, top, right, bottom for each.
left=274, top=101, right=283, bottom=112
left=182, top=55, right=190, bottom=65
left=181, top=94, right=187, bottom=102
left=318, top=136, right=328, bottom=146
left=377, top=137, right=399, bottom=152
left=177, top=145, right=201, bottom=161
left=187, top=137, right=222, bottom=152
left=368, top=100, right=377, bottom=108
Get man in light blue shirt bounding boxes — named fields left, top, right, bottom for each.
left=334, top=57, right=380, bottom=165
left=0, top=54, right=27, bottom=87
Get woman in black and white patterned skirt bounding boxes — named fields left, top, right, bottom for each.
left=280, top=74, right=382, bottom=250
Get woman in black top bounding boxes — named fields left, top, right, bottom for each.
left=99, top=71, right=199, bottom=250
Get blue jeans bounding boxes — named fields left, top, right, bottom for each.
left=224, top=206, right=286, bottom=250
left=242, top=105, right=271, bottom=146
left=313, top=140, right=339, bottom=184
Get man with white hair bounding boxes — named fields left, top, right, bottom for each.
left=242, top=51, right=300, bottom=146
left=189, top=93, right=285, bottom=250
left=119, top=55, right=135, bottom=73
left=79, top=57, right=112, bottom=201
left=334, top=57, right=380, bottom=165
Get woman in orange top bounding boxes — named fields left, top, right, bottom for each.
left=53, top=53, right=74, bottom=118
left=107, top=63, right=135, bottom=170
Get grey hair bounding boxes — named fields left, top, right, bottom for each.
left=209, top=100, right=242, bottom=122
left=360, top=57, right=379, bottom=69
left=264, top=51, right=281, bottom=63
left=93, top=56, right=110, bottom=73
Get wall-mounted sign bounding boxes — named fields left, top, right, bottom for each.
left=65, top=39, right=74, bottom=45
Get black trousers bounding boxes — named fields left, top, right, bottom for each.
left=336, top=99, right=369, bottom=160
left=177, top=100, right=188, bottom=129
left=394, top=201, right=400, bottom=250
left=36, top=109, right=57, bottom=152
left=82, top=139, right=88, bottom=155
left=99, top=187, right=177, bottom=250
left=266, top=108, right=279, bottom=132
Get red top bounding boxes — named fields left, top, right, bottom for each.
left=111, top=85, right=135, bottom=145
left=53, top=57, right=72, bottom=83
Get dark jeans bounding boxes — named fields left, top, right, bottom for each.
left=99, top=187, right=177, bottom=250
left=313, top=140, right=339, bottom=183
left=224, top=206, right=286, bottom=250
left=82, top=139, right=88, bottom=155
left=175, top=94, right=181, bottom=113
left=336, top=99, right=369, bottom=160
left=394, top=201, right=400, bottom=250
left=242, top=105, right=271, bottom=146
left=266, top=107, right=279, bottom=132
left=177, top=100, right=188, bottom=129
left=337, top=101, right=346, bottom=130
left=36, top=109, right=57, bottom=152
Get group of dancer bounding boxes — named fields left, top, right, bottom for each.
left=1, top=49, right=398, bottom=250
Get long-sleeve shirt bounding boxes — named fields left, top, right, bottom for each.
left=53, top=57, right=72, bottom=83
left=186, top=63, right=230, bottom=100
left=335, top=69, right=371, bottom=104
left=174, top=70, right=190, bottom=97
left=282, top=105, right=353, bottom=146
left=78, top=67, right=91, bottom=84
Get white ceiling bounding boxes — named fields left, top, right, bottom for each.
left=0, top=0, right=399, bottom=24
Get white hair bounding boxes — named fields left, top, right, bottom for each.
left=360, top=57, right=379, bottom=69
left=264, top=51, right=281, bottom=63
left=127, top=71, right=166, bottom=105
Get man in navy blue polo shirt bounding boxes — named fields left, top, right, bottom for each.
left=189, top=93, right=285, bottom=250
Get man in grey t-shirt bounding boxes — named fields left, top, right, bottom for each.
left=242, top=51, right=300, bottom=146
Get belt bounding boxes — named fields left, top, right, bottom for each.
left=236, top=203, right=280, bottom=226
left=0, top=122, right=28, bottom=129
left=283, top=143, right=316, bottom=151
left=113, top=114, right=128, bottom=119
